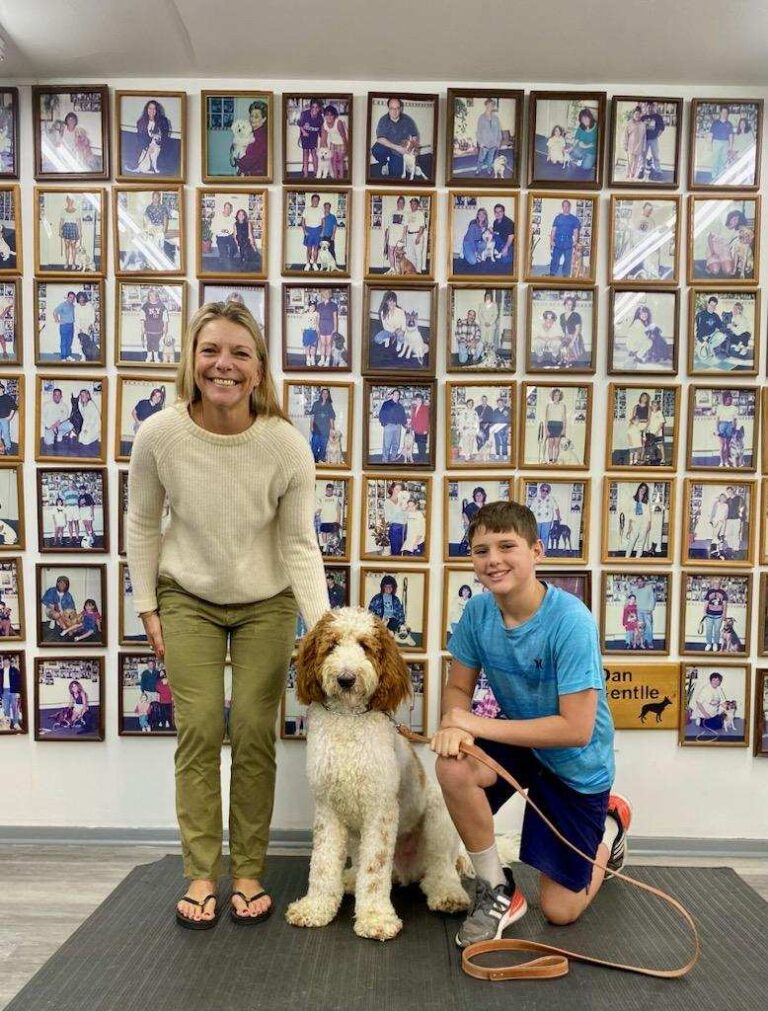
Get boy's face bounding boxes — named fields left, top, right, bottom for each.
left=469, top=526, right=542, bottom=596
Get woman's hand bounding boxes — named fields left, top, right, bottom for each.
left=141, top=610, right=165, bottom=659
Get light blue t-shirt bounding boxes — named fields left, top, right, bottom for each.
left=448, top=582, right=615, bottom=794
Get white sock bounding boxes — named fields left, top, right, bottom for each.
left=602, top=815, right=620, bottom=851
left=467, top=843, right=505, bottom=888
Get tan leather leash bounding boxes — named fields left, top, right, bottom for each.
left=397, top=725, right=700, bottom=982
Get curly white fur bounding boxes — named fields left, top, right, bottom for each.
left=286, top=607, right=469, bottom=940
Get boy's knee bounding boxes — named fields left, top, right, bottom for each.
left=539, top=886, right=586, bottom=926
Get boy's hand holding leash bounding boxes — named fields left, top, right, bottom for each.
left=430, top=707, right=475, bottom=759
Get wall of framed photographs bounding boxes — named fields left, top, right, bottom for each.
left=1, top=77, right=767, bottom=845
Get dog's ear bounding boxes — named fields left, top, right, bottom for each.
left=368, top=617, right=412, bottom=713
left=295, top=612, right=337, bottom=706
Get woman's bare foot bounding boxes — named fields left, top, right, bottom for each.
left=231, top=877, right=272, bottom=918
left=177, top=878, right=217, bottom=922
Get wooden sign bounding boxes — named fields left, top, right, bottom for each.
left=603, top=662, right=680, bottom=730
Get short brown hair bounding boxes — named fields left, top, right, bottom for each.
left=466, top=500, right=538, bottom=547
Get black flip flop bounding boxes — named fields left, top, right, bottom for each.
left=175, top=892, right=219, bottom=930
left=230, top=890, right=274, bottom=925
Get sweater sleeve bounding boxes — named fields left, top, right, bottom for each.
left=126, top=420, right=167, bottom=614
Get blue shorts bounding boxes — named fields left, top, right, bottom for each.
left=477, top=737, right=610, bottom=892
left=303, top=225, right=322, bottom=248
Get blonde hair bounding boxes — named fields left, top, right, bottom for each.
left=176, top=301, right=287, bottom=420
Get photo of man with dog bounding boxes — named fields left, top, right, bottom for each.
left=449, top=192, right=516, bottom=279
left=364, top=284, right=433, bottom=373
left=448, top=285, right=515, bottom=371
left=681, top=573, right=751, bottom=656
left=521, top=382, right=590, bottom=468
left=364, top=381, right=434, bottom=468
left=690, top=100, right=761, bottom=188
left=283, top=189, right=348, bottom=275
left=37, top=378, right=103, bottom=463
left=365, top=191, right=433, bottom=278
left=366, top=93, right=436, bottom=185
left=526, top=194, right=596, bottom=281
left=681, top=663, right=749, bottom=745
left=523, top=478, right=587, bottom=561
left=688, top=385, right=756, bottom=470
left=119, top=653, right=176, bottom=736
left=36, top=189, right=102, bottom=275
left=447, top=91, right=521, bottom=184
left=602, top=572, right=669, bottom=653
left=34, top=658, right=103, bottom=741
left=691, top=290, right=757, bottom=374
left=684, top=479, right=753, bottom=563
left=689, top=197, right=758, bottom=283
left=447, top=383, right=513, bottom=467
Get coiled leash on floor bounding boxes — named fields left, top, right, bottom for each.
left=396, top=724, right=700, bottom=982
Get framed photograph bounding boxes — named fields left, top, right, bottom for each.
left=526, top=286, right=596, bottom=373
left=116, top=280, right=185, bottom=367
left=283, top=94, right=352, bottom=184
left=362, top=284, right=435, bottom=376
left=281, top=657, right=307, bottom=739
left=362, top=380, right=436, bottom=470
left=682, top=478, right=754, bottom=566
left=689, top=99, right=763, bottom=190
left=0, top=558, right=22, bottom=641
left=116, top=91, right=185, bottom=183
left=364, top=190, right=435, bottom=280
left=446, top=381, right=514, bottom=468
left=366, top=93, right=438, bottom=186
left=527, top=91, right=606, bottom=188
left=282, top=188, right=350, bottom=277
left=295, top=565, right=350, bottom=644
left=687, top=195, right=760, bottom=285
left=545, top=570, right=592, bottom=608
left=394, top=660, right=429, bottom=736
left=608, top=288, right=679, bottom=375
left=282, top=284, right=351, bottom=372
left=34, top=280, right=104, bottom=366
left=34, top=187, right=105, bottom=276
left=608, top=195, right=680, bottom=285
left=687, top=385, right=757, bottom=472
left=199, top=281, right=267, bottom=333
left=114, top=186, right=184, bottom=275
left=680, top=662, right=751, bottom=747
left=520, top=477, right=590, bottom=564
left=0, top=279, right=22, bottom=364
left=601, top=571, right=671, bottom=655
left=118, top=653, right=176, bottom=736
left=604, top=661, right=680, bottom=730
left=360, top=476, right=432, bottom=562
left=441, top=656, right=502, bottom=720
left=443, top=478, right=512, bottom=560
left=359, top=566, right=429, bottom=652
left=447, top=191, right=517, bottom=281
left=0, top=650, right=26, bottom=734
left=446, top=89, right=523, bottom=187
left=606, top=384, right=678, bottom=471
left=37, top=468, right=107, bottom=553
left=115, top=376, right=176, bottom=462
left=0, top=89, right=19, bottom=179
left=35, top=377, right=103, bottom=463
left=0, top=374, right=22, bottom=460
left=0, top=185, right=20, bottom=274
left=117, top=471, right=128, bottom=555
left=201, top=90, right=273, bottom=183
left=759, top=575, right=768, bottom=656
left=36, top=563, right=105, bottom=647
left=519, top=382, right=592, bottom=470
left=447, top=285, right=515, bottom=372
left=0, top=464, right=23, bottom=550
left=197, top=188, right=266, bottom=279
left=525, top=193, right=598, bottom=282
left=313, top=477, right=352, bottom=562
left=34, top=657, right=104, bottom=741
left=680, top=572, right=751, bottom=657
left=688, top=289, right=759, bottom=376
left=753, top=669, right=768, bottom=755
left=119, top=562, right=147, bottom=645
left=609, top=97, right=682, bottom=187
left=284, top=380, right=354, bottom=470
left=602, top=477, right=675, bottom=564
left=442, top=568, right=487, bottom=650
left=32, top=85, right=109, bottom=180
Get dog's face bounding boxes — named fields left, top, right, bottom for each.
left=722, top=618, right=735, bottom=632
left=295, top=607, right=412, bottom=713
left=725, top=700, right=737, bottom=712
left=318, top=147, right=331, bottom=161
left=319, top=241, right=331, bottom=252
left=231, top=119, right=251, bottom=143
left=405, top=310, right=419, bottom=328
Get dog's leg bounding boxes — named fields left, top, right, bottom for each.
left=415, top=790, right=470, bottom=913
left=285, top=804, right=348, bottom=928
left=353, top=801, right=402, bottom=940
left=342, top=835, right=360, bottom=895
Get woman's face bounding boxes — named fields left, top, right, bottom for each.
left=460, top=587, right=471, bottom=599
left=147, top=102, right=157, bottom=120
left=639, top=393, right=650, bottom=406
left=250, top=107, right=265, bottom=130
left=320, top=388, right=329, bottom=402
left=638, top=483, right=649, bottom=500
left=639, top=307, right=649, bottom=322
left=56, top=578, right=68, bottom=592
left=552, top=389, right=562, bottom=402
left=79, top=390, right=91, bottom=405
left=390, top=483, right=402, bottom=498
left=194, top=318, right=262, bottom=412
left=474, top=491, right=486, bottom=504
left=477, top=209, right=488, bottom=228
left=632, top=109, right=641, bottom=121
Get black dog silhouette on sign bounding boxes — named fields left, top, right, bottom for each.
left=639, top=695, right=672, bottom=723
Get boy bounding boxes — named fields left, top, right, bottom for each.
left=432, top=500, right=630, bottom=948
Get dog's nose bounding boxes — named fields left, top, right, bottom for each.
left=336, top=671, right=356, bottom=690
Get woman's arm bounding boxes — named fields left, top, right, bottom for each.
left=126, top=421, right=167, bottom=616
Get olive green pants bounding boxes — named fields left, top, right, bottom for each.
left=156, top=576, right=297, bottom=880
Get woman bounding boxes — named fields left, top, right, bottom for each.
left=460, top=487, right=487, bottom=554
left=458, top=398, right=479, bottom=460
left=58, top=112, right=94, bottom=172
left=645, top=397, right=667, bottom=465
left=625, top=482, right=652, bottom=558
left=449, top=584, right=473, bottom=637
left=67, top=679, right=89, bottom=727
left=308, top=386, right=335, bottom=463
left=402, top=498, right=425, bottom=556
left=128, top=300, right=329, bottom=929
left=624, top=305, right=670, bottom=366
left=320, top=105, right=348, bottom=180
left=544, top=387, right=567, bottom=463
left=384, top=482, right=407, bottom=556
left=570, top=108, right=598, bottom=171
left=461, top=208, right=489, bottom=267
left=628, top=392, right=651, bottom=465
left=477, top=291, right=499, bottom=355
left=40, top=575, right=76, bottom=632
left=372, top=290, right=406, bottom=355
left=623, top=106, right=646, bottom=179
left=134, top=100, right=172, bottom=175
left=705, top=209, right=745, bottom=277
left=74, top=292, right=97, bottom=361
left=59, top=194, right=82, bottom=272
left=559, top=296, right=585, bottom=364
left=233, top=209, right=256, bottom=265
left=715, top=391, right=739, bottom=467
left=76, top=390, right=101, bottom=450
left=733, top=117, right=753, bottom=163
left=233, top=101, right=268, bottom=177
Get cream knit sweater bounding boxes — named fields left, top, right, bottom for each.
left=126, top=402, right=330, bottom=626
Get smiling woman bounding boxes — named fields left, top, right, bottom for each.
left=126, top=300, right=329, bottom=931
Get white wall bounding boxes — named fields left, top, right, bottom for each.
left=3, top=76, right=768, bottom=843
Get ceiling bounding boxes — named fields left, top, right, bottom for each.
left=1, top=0, right=767, bottom=85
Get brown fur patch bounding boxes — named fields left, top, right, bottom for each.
left=368, top=617, right=412, bottom=712
left=366, top=850, right=388, bottom=875
left=294, top=613, right=340, bottom=704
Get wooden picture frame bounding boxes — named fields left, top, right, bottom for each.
left=34, top=279, right=105, bottom=367
left=601, top=476, right=675, bottom=565
left=117, top=470, right=128, bottom=556
left=36, top=562, right=106, bottom=648
left=115, top=90, right=186, bottom=184
left=363, top=189, right=436, bottom=281
left=0, top=373, right=23, bottom=461
left=445, top=380, right=515, bottom=469
left=518, top=381, right=592, bottom=470
left=544, top=570, right=593, bottom=608
left=0, top=277, right=23, bottom=365
left=361, top=282, right=436, bottom=377
left=114, top=375, right=176, bottom=462
left=282, top=187, right=351, bottom=278
left=359, top=474, right=432, bottom=563
left=608, top=194, right=681, bottom=286
left=201, top=90, right=273, bottom=184
left=605, top=382, right=679, bottom=472
left=687, top=384, right=758, bottom=473
left=600, top=570, right=672, bottom=655
left=681, top=478, right=755, bottom=567
left=442, top=477, right=514, bottom=561
left=687, top=287, right=759, bottom=376
left=447, top=190, right=518, bottom=282
left=525, top=284, right=597, bottom=374
left=281, top=656, right=306, bottom=740
left=754, top=668, right=768, bottom=755
left=295, top=565, right=351, bottom=645
left=527, top=91, right=606, bottom=189
left=0, top=557, right=23, bottom=641
left=446, top=284, right=516, bottom=373
left=0, top=649, right=26, bottom=734
left=362, top=379, right=437, bottom=471
left=34, top=656, right=105, bottom=742
left=0, top=88, right=19, bottom=180
left=358, top=565, right=430, bottom=653
left=518, top=476, right=590, bottom=565
left=679, top=662, right=751, bottom=747
left=761, top=480, right=768, bottom=566
left=679, top=570, right=752, bottom=657
left=607, top=287, right=679, bottom=376
left=119, top=561, right=147, bottom=646
left=118, top=653, right=176, bottom=737
left=196, top=187, right=267, bottom=280
left=32, top=85, right=110, bottom=181
left=34, top=186, right=106, bottom=277
left=524, top=191, right=598, bottom=283
left=442, top=566, right=486, bottom=650
left=35, top=375, right=104, bottom=464
left=396, top=659, right=430, bottom=737
left=688, top=99, right=763, bottom=191
left=314, top=476, right=353, bottom=563
left=113, top=185, right=185, bottom=277
left=0, top=463, right=24, bottom=551
left=608, top=96, right=683, bottom=188
left=37, top=467, right=108, bottom=553
left=282, top=93, right=353, bottom=185
left=283, top=379, right=355, bottom=472
left=365, top=92, right=439, bottom=187
left=0, top=184, right=21, bottom=275
left=198, top=280, right=267, bottom=335
left=282, top=282, right=352, bottom=373
left=445, top=88, right=524, bottom=188
left=115, top=279, right=186, bottom=368
left=687, top=194, right=761, bottom=286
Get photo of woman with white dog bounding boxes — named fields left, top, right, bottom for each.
left=446, top=90, right=522, bottom=186
left=520, top=382, right=590, bottom=469
left=681, top=572, right=751, bottom=656
left=202, top=91, right=272, bottom=182
left=35, top=188, right=104, bottom=276
left=117, top=92, right=184, bottom=182
left=681, top=663, right=750, bottom=746
left=283, top=189, right=349, bottom=276
left=283, top=95, right=352, bottom=183
left=363, top=284, right=435, bottom=374
left=365, top=191, right=434, bottom=280
left=449, top=192, right=517, bottom=280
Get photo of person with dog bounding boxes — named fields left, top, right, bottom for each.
left=115, top=377, right=176, bottom=461
left=363, top=283, right=435, bottom=374
left=35, top=280, right=104, bottom=365
left=609, top=196, right=680, bottom=284
left=601, top=572, right=669, bottom=653
left=36, top=563, right=105, bottom=647
left=34, top=658, right=103, bottom=741
left=114, top=187, right=183, bottom=275
left=283, top=189, right=348, bottom=276
left=283, top=95, right=352, bottom=183
left=366, top=93, right=437, bottom=185
left=683, top=479, right=754, bottom=564
left=361, top=477, right=430, bottom=561
left=690, top=290, right=757, bottom=375
left=609, top=98, right=682, bottom=186
left=446, top=90, right=522, bottom=186
left=0, top=89, right=18, bottom=179
left=448, top=285, right=515, bottom=372
left=528, top=91, right=606, bottom=186
left=607, top=384, right=677, bottom=470
left=0, top=651, right=25, bottom=734
left=0, top=375, right=21, bottom=459
left=521, top=478, right=588, bottom=562
left=681, top=663, right=750, bottom=746
left=119, top=653, right=176, bottom=736
left=36, top=377, right=103, bottom=463
left=681, top=572, right=751, bottom=656
left=201, top=90, right=273, bottom=182
left=609, top=289, right=678, bottom=374
left=35, top=188, right=103, bottom=276
left=689, top=100, right=762, bottom=189
left=284, top=380, right=353, bottom=470
left=365, top=191, right=434, bottom=279
left=442, top=569, right=488, bottom=649
left=449, top=192, right=517, bottom=280
left=447, top=382, right=513, bottom=468
left=0, top=559, right=22, bottom=640
left=198, top=189, right=265, bottom=278
left=444, top=479, right=511, bottom=559
left=117, top=92, right=184, bottom=182
left=361, top=567, right=428, bottom=651
left=0, top=280, right=20, bottom=364
left=0, top=465, right=22, bottom=549
left=313, top=478, right=350, bottom=561
left=0, top=186, right=19, bottom=274
left=689, top=196, right=759, bottom=284
left=687, top=385, right=757, bottom=471
left=520, top=382, right=590, bottom=469
left=754, top=668, right=768, bottom=756
left=526, top=193, right=597, bottom=282
left=282, top=283, right=349, bottom=371
left=38, top=468, right=106, bottom=552
left=116, top=280, right=185, bottom=367
left=441, top=656, right=502, bottom=720
left=603, top=478, right=673, bottom=563
left=527, top=286, right=595, bottom=372
left=33, top=87, right=108, bottom=179
left=363, top=380, right=435, bottom=469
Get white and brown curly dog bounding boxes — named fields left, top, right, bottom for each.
left=286, top=607, right=470, bottom=940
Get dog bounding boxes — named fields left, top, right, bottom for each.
left=229, top=119, right=252, bottom=162
left=401, top=426, right=415, bottom=464
left=325, top=430, right=344, bottom=466
left=475, top=437, right=494, bottom=464
left=0, top=227, right=11, bottom=262
left=639, top=696, right=673, bottom=724
left=401, top=137, right=428, bottom=181
left=317, top=240, right=338, bottom=272
left=136, top=133, right=162, bottom=174
left=392, top=243, right=418, bottom=275
left=285, top=608, right=469, bottom=940
left=479, top=228, right=499, bottom=263
left=720, top=617, right=742, bottom=653
left=398, top=310, right=429, bottom=365
left=732, top=227, right=754, bottom=279
left=76, top=246, right=95, bottom=273
left=547, top=520, right=572, bottom=553
left=316, top=146, right=332, bottom=179
left=722, top=699, right=738, bottom=733
left=570, top=240, right=589, bottom=280
left=492, top=155, right=508, bottom=179
left=729, top=426, right=745, bottom=468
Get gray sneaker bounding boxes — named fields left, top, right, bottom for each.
left=455, top=867, right=527, bottom=948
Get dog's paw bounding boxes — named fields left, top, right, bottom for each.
left=285, top=895, right=339, bottom=928
left=342, top=867, right=357, bottom=895
left=425, top=881, right=470, bottom=914
left=354, top=908, right=403, bottom=941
